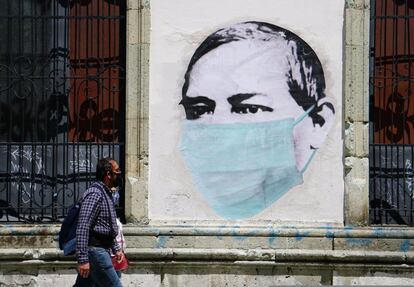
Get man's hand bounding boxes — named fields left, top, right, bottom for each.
left=115, top=251, right=124, bottom=263
left=78, top=262, right=90, bottom=278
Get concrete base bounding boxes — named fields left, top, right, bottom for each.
left=1, top=262, right=414, bottom=286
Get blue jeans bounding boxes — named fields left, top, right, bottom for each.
left=74, top=247, right=122, bottom=287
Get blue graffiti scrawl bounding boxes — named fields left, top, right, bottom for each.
left=179, top=22, right=335, bottom=220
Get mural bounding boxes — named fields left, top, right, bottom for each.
left=179, top=22, right=335, bottom=220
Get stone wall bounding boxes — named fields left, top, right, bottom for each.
left=1, top=0, right=413, bottom=286
left=1, top=225, right=414, bottom=286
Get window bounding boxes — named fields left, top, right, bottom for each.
left=370, top=0, right=414, bottom=225
left=0, top=0, right=126, bottom=222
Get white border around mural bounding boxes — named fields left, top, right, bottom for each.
left=149, top=0, right=344, bottom=224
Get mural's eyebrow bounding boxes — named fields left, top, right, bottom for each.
left=227, top=93, right=261, bottom=106
left=179, top=96, right=215, bottom=107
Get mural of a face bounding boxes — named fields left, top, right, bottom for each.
left=180, top=22, right=335, bottom=220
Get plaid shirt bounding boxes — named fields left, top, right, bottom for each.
left=76, top=181, right=121, bottom=264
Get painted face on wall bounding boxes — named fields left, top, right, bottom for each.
left=180, top=22, right=335, bottom=220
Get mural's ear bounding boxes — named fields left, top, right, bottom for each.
left=294, top=100, right=335, bottom=171
left=309, top=101, right=335, bottom=149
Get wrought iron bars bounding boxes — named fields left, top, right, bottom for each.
left=369, top=0, right=414, bottom=225
left=0, top=0, right=126, bottom=223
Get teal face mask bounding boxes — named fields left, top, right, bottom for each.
left=180, top=107, right=316, bottom=220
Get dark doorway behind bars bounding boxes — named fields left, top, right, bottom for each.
left=0, top=0, right=126, bottom=223
left=370, top=0, right=414, bottom=225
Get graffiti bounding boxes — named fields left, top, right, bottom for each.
left=400, top=239, right=411, bottom=252
left=69, top=147, right=110, bottom=172
left=0, top=144, right=119, bottom=222
left=70, top=99, right=120, bottom=142
left=0, top=46, right=121, bottom=143
left=179, top=22, right=335, bottom=220
left=372, top=91, right=414, bottom=144
left=371, top=0, right=414, bottom=145
left=69, top=151, right=91, bottom=173
left=9, top=148, right=46, bottom=204
left=405, top=160, right=414, bottom=199
left=370, top=145, right=414, bottom=225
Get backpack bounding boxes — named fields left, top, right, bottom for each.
left=58, top=198, right=86, bottom=256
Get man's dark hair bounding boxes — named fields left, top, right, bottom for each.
left=96, top=157, right=114, bottom=181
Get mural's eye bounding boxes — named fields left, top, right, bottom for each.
left=231, top=104, right=273, bottom=114
left=248, top=106, right=258, bottom=113
left=180, top=96, right=216, bottom=120
left=187, top=105, right=214, bottom=119
left=231, top=106, right=248, bottom=114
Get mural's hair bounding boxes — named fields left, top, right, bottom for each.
left=96, top=157, right=114, bottom=181
left=181, top=21, right=335, bottom=127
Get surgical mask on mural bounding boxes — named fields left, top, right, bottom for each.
left=180, top=107, right=316, bottom=220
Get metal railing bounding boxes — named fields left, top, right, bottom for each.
left=0, top=0, right=126, bottom=223
left=370, top=0, right=414, bottom=225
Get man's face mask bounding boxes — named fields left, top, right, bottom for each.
left=111, top=171, right=123, bottom=189
left=180, top=106, right=316, bottom=220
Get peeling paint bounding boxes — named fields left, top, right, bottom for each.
left=344, top=227, right=372, bottom=247
left=231, top=226, right=248, bottom=241
left=325, top=225, right=334, bottom=238
left=268, top=228, right=278, bottom=246
left=295, top=230, right=310, bottom=241
left=400, top=239, right=411, bottom=252
left=156, top=236, right=169, bottom=248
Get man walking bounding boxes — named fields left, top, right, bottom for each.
left=75, top=158, right=124, bottom=287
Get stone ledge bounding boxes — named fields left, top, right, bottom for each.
left=1, top=225, right=413, bottom=238
left=1, top=248, right=414, bottom=265
left=1, top=225, right=413, bottom=252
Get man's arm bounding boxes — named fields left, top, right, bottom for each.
left=111, top=239, right=122, bottom=254
left=76, top=191, right=101, bottom=264
left=112, top=239, right=124, bottom=262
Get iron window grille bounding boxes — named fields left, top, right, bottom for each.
left=0, top=0, right=126, bottom=223
left=369, top=0, right=414, bottom=225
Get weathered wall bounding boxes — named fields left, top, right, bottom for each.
left=1, top=225, right=414, bottom=286
left=343, top=0, right=370, bottom=226
left=2, top=264, right=414, bottom=287
left=1, top=0, right=413, bottom=286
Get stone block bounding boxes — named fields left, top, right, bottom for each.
left=344, top=45, right=369, bottom=122
left=127, top=0, right=140, bottom=10
left=125, top=175, right=148, bottom=224
left=344, top=157, right=369, bottom=226
left=127, top=9, right=140, bottom=45
left=0, top=235, right=56, bottom=249
left=141, top=6, right=151, bottom=45
left=345, top=0, right=370, bottom=9
left=122, top=234, right=332, bottom=251
left=345, top=8, right=365, bottom=46
left=334, top=270, right=414, bottom=285
left=126, top=43, right=140, bottom=111
left=121, top=269, right=161, bottom=287
left=345, top=122, right=369, bottom=157
left=161, top=265, right=324, bottom=287
left=334, top=238, right=414, bottom=252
